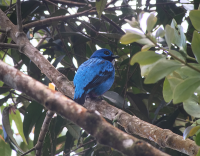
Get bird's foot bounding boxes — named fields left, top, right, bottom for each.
left=89, top=96, right=104, bottom=102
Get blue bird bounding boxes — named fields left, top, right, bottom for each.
left=73, top=48, right=119, bottom=105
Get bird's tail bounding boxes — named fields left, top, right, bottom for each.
left=73, top=93, right=86, bottom=105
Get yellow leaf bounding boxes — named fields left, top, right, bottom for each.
left=189, top=126, right=200, bottom=136
left=49, top=83, right=55, bottom=91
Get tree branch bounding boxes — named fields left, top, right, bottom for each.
left=35, top=110, right=54, bottom=156
left=49, top=0, right=86, bottom=7
left=23, top=8, right=96, bottom=30
left=101, top=15, right=125, bottom=34
left=0, top=43, right=19, bottom=49
left=0, top=28, right=6, bottom=33
left=16, top=0, right=23, bottom=32
left=0, top=8, right=199, bottom=156
left=106, top=0, right=118, bottom=7
left=0, top=60, right=169, bottom=156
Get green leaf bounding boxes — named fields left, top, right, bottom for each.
left=2, top=107, right=24, bottom=154
left=196, top=130, right=200, bottom=146
left=63, top=131, right=74, bottom=154
left=171, top=19, right=187, bottom=53
left=183, top=95, right=200, bottom=118
left=0, top=134, right=12, bottom=156
left=190, top=126, right=200, bottom=136
left=130, top=51, right=163, bottom=65
left=141, top=44, right=153, bottom=52
left=136, top=38, right=154, bottom=46
left=66, top=123, right=81, bottom=139
left=167, top=76, right=183, bottom=91
left=165, top=25, right=174, bottom=50
left=125, top=17, right=139, bottom=28
left=163, top=77, right=172, bottom=102
left=173, top=77, right=200, bottom=104
left=96, top=0, right=107, bottom=18
left=146, top=12, right=157, bottom=32
left=140, top=62, right=157, bottom=77
left=23, top=101, right=43, bottom=143
left=51, top=9, right=68, bottom=17
left=55, top=136, right=66, bottom=154
left=10, top=110, right=27, bottom=145
left=54, top=115, right=67, bottom=136
left=155, top=27, right=165, bottom=38
left=183, top=125, right=200, bottom=140
left=144, top=60, right=182, bottom=84
left=120, top=29, right=144, bottom=44
left=191, top=31, right=200, bottom=63
left=98, top=32, right=122, bottom=39
left=197, top=149, right=200, bottom=156
left=175, top=64, right=200, bottom=79
left=170, top=50, right=186, bottom=62
left=189, top=10, right=200, bottom=31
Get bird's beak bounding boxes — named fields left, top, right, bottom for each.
left=112, top=55, right=119, bottom=58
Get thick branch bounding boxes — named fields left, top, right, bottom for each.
left=0, top=60, right=169, bottom=156
left=0, top=8, right=199, bottom=156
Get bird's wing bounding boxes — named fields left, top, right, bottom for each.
left=84, top=67, right=113, bottom=90
left=74, top=58, right=114, bottom=91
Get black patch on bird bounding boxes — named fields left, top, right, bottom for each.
left=98, top=60, right=106, bottom=64
left=84, top=70, right=112, bottom=91
left=102, top=56, right=115, bottom=62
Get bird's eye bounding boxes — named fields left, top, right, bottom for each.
left=104, top=51, right=110, bottom=55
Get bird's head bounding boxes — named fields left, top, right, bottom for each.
left=90, top=48, right=119, bottom=62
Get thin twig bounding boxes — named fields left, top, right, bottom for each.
left=44, top=0, right=68, bottom=11
left=123, top=47, right=131, bottom=109
left=16, top=0, right=23, bottom=32
left=1, top=49, right=8, bottom=61
left=106, top=0, right=118, bottom=7
left=23, top=8, right=95, bottom=29
left=0, top=33, right=6, bottom=43
left=43, top=0, right=77, bottom=73
left=146, top=36, right=200, bottom=74
left=101, top=15, right=124, bottom=34
left=20, top=147, right=35, bottom=156
left=0, top=43, right=19, bottom=49
left=49, top=0, right=86, bottom=6
left=11, top=91, right=32, bottom=101
left=35, top=110, right=54, bottom=156
left=72, top=147, right=92, bottom=156
left=36, top=34, right=48, bottom=49
left=0, top=28, right=6, bottom=33
left=9, top=0, right=12, bottom=8
left=5, top=3, right=16, bottom=14
left=64, top=140, right=95, bottom=156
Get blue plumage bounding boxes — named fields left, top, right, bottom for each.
left=73, top=48, right=118, bottom=105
